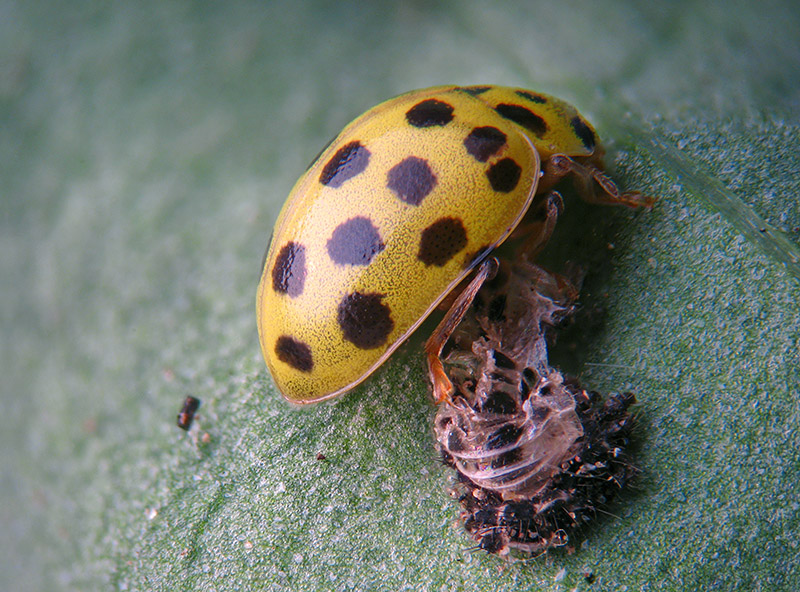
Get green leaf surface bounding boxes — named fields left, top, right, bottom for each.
left=3, top=1, right=799, bottom=590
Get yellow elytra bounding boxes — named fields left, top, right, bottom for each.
left=257, top=85, right=652, bottom=403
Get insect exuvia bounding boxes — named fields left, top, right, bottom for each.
left=256, top=85, right=653, bottom=404
left=433, top=254, right=637, bottom=555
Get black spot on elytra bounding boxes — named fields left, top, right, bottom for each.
left=418, top=217, right=468, bottom=267
left=464, top=126, right=507, bottom=162
left=337, top=292, right=394, bottom=349
left=495, top=103, right=548, bottom=137
left=405, top=99, right=454, bottom=128
left=275, top=335, right=314, bottom=372
left=272, top=241, right=306, bottom=297
left=319, top=141, right=370, bottom=188
left=387, top=156, right=437, bottom=206
left=486, top=158, right=522, bottom=193
left=458, top=86, right=491, bottom=96
left=327, top=216, right=385, bottom=266
left=481, top=390, right=518, bottom=415
left=515, top=90, right=547, bottom=104
left=570, top=115, right=596, bottom=151
left=486, top=424, right=523, bottom=450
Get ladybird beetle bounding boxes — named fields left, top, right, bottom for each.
left=257, top=85, right=653, bottom=403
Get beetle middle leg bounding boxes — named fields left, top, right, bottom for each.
left=425, top=257, right=499, bottom=404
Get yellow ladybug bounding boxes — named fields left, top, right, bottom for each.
left=257, top=85, right=652, bottom=404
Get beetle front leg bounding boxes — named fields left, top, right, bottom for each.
left=545, top=154, right=655, bottom=209
left=425, top=257, right=499, bottom=404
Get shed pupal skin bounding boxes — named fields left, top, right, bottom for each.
left=433, top=258, right=636, bottom=555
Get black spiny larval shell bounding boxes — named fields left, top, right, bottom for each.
left=434, top=259, right=636, bottom=555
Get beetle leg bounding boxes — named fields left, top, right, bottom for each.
left=546, top=154, right=655, bottom=208
left=511, top=191, right=564, bottom=261
left=426, top=257, right=499, bottom=404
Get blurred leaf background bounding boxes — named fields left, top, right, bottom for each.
left=2, top=1, right=799, bottom=590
